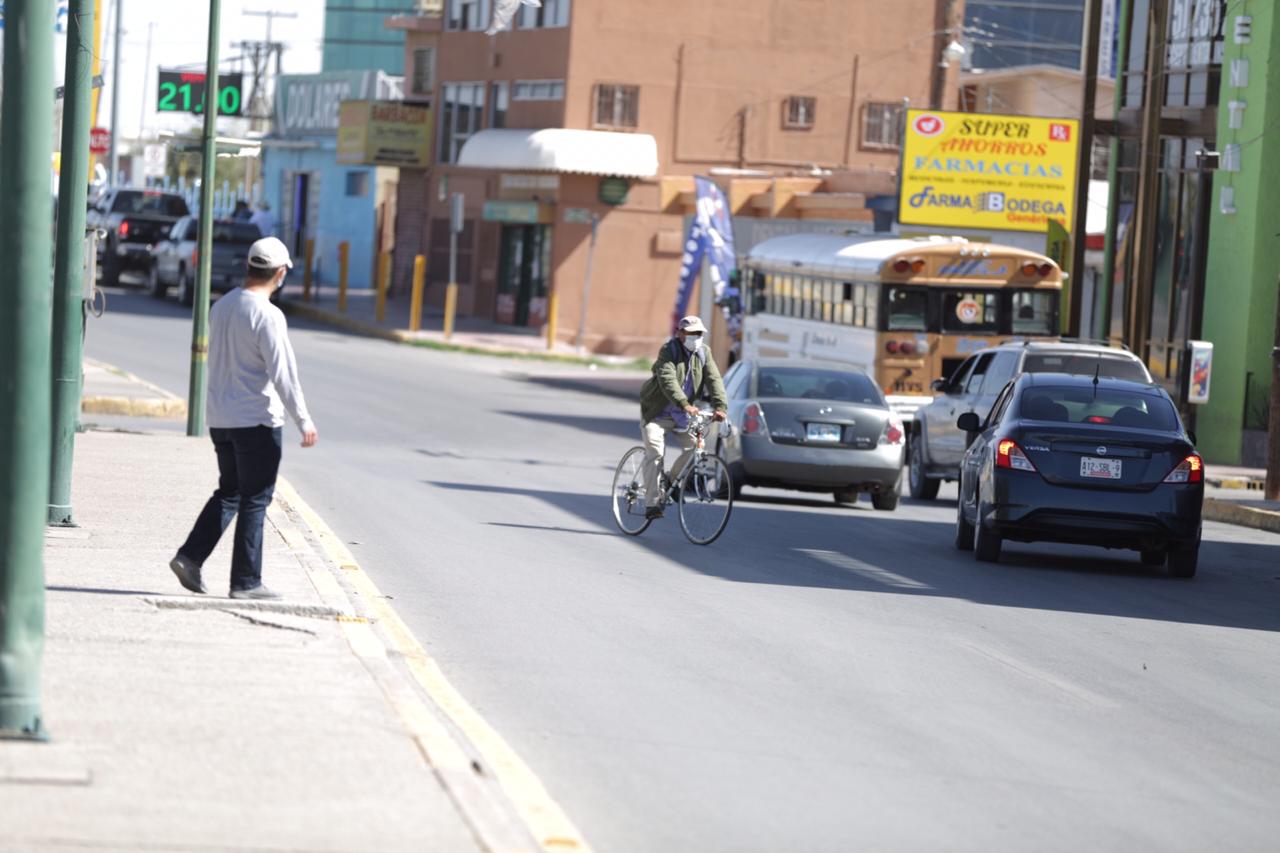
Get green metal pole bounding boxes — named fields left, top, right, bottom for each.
left=1098, top=0, right=1133, bottom=341
left=0, top=0, right=57, bottom=740
left=49, top=0, right=96, bottom=527
left=186, top=0, right=222, bottom=437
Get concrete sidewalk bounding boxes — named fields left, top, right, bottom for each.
left=81, top=359, right=185, bottom=419
left=0, top=429, right=557, bottom=851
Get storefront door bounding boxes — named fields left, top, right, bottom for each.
left=496, top=225, right=551, bottom=327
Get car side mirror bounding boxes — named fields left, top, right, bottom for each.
left=931, top=378, right=948, bottom=393
left=956, top=412, right=981, bottom=433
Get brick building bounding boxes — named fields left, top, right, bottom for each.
left=391, top=0, right=965, bottom=354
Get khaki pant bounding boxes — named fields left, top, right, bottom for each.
left=642, top=417, right=697, bottom=507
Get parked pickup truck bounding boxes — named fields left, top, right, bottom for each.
left=87, top=189, right=191, bottom=287
left=146, top=216, right=262, bottom=306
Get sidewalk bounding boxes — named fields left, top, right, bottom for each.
left=81, top=359, right=185, bottom=419
left=279, top=285, right=645, bottom=368
left=0, top=428, right=576, bottom=851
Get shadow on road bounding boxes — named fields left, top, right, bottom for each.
left=498, top=409, right=642, bottom=442
left=426, top=479, right=1280, bottom=633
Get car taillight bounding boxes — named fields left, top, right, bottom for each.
left=119, top=220, right=130, bottom=238
left=1163, top=454, right=1203, bottom=484
left=880, top=414, right=904, bottom=446
left=995, top=439, right=1036, bottom=472
left=742, top=403, right=767, bottom=436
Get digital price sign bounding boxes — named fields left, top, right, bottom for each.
left=156, top=70, right=245, bottom=116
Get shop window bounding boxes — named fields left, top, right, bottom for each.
left=594, top=84, right=639, bottom=130
left=410, top=47, right=435, bottom=98
left=345, top=171, right=369, bottom=197
left=513, top=80, right=565, bottom=101
left=782, top=96, right=816, bottom=130
left=439, top=82, right=486, bottom=164
left=862, top=102, right=905, bottom=150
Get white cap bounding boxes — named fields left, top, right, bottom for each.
left=247, top=236, right=293, bottom=270
left=677, top=315, right=707, bottom=334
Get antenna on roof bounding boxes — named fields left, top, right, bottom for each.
left=1093, top=357, right=1101, bottom=398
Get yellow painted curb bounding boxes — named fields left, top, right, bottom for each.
left=82, top=395, right=187, bottom=419
left=274, top=477, right=592, bottom=853
left=1203, top=498, right=1280, bottom=535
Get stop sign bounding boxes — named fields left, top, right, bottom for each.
left=89, top=127, right=110, bottom=154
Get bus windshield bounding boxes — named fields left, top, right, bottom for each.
left=942, top=290, right=1000, bottom=334
left=884, top=286, right=928, bottom=331
left=1011, top=290, right=1058, bottom=335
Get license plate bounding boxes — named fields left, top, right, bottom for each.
left=1080, top=457, right=1122, bottom=479
left=806, top=423, right=842, bottom=443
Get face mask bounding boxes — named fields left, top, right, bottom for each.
left=682, top=335, right=702, bottom=353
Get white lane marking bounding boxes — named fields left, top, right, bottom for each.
left=797, top=549, right=933, bottom=590
left=965, top=642, right=1119, bottom=708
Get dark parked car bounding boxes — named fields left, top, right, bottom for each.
left=716, top=359, right=906, bottom=510
left=910, top=340, right=1154, bottom=500
left=954, top=373, right=1204, bottom=577
left=87, top=188, right=191, bottom=287
left=146, top=217, right=261, bottom=306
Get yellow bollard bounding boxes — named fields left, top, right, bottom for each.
left=545, top=289, right=559, bottom=351
left=443, top=281, right=458, bottom=340
left=409, top=255, right=426, bottom=332
left=303, top=238, right=315, bottom=300
left=375, top=251, right=390, bottom=324
left=337, top=242, right=350, bottom=313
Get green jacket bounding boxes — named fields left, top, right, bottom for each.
left=640, top=339, right=728, bottom=422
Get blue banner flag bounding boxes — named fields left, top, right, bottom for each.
left=673, top=176, right=737, bottom=334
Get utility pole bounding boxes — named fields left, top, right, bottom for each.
left=1127, top=0, right=1167, bottom=359
left=243, top=9, right=296, bottom=128
left=0, top=0, right=57, bottom=740
left=1068, top=0, right=1104, bottom=339
left=108, top=0, right=122, bottom=186
left=49, top=0, right=96, bottom=528
left=1266, top=272, right=1280, bottom=502
left=186, top=0, right=222, bottom=437
left=138, top=21, right=154, bottom=140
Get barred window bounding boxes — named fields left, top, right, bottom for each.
left=411, top=48, right=435, bottom=98
left=594, top=84, right=639, bottom=129
left=783, top=96, right=816, bottom=130
left=862, top=102, right=906, bottom=149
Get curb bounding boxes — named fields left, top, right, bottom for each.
left=272, top=477, right=591, bottom=853
left=1203, top=498, right=1280, bottom=535
left=1205, top=476, right=1265, bottom=491
left=82, top=395, right=186, bottom=419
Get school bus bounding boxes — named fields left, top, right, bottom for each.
left=740, top=235, right=1063, bottom=419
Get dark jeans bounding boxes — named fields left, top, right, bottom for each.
left=179, top=425, right=283, bottom=591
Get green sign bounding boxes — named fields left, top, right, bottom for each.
left=598, top=177, right=630, bottom=206
left=156, top=70, right=245, bottom=117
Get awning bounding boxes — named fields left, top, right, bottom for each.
left=456, top=128, right=659, bottom=178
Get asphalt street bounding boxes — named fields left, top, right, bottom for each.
left=85, top=287, right=1280, bottom=852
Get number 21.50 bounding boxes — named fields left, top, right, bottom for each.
left=158, top=81, right=240, bottom=115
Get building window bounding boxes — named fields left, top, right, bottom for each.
left=439, top=82, right=486, bottom=164
left=518, top=0, right=570, bottom=28
left=782, top=96, right=816, bottom=130
left=513, top=79, right=565, bottom=101
left=345, top=171, right=369, bottom=197
left=446, top=0, right=491, bottom=32
left=490, top=82, right=509, bottom=128
left=593, top=84, right=639, bottom=129
left=411, top=47, right=435, bottom=98
left=862, top=102, right=905, bottom=150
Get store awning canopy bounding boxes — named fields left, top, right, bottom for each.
left=456, top=128, right=659, bottom=178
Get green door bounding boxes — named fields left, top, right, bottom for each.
left=497, top=225, right=551, bottom=327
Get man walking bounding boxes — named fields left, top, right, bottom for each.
left=169, top=236, right=318, bottom=599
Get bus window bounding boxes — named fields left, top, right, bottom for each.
left=884, top=286, right=928, bottom=331
left=1009, top=290, right=1058, bottom=335
left=942, top=290, right=1000, bottom=334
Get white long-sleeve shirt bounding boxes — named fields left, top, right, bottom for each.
left=207, top=287, right=314, bottom=434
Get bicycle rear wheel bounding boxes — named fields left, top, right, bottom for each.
left=611, top=446, right=653, bottom=535
left=678, top=454, right=733, bottom=545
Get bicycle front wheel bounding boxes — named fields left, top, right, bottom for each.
left=678, top=453, right=733, bottom=545
left=611, top=446, right=653, bottom=536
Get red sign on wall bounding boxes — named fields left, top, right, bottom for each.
left=89, top=127, right=111, bottom=154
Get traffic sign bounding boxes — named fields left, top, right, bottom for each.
left=89, top=127, right=110, bottom=154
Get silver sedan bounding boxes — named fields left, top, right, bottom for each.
left=715, top=359, right=906, bottom=510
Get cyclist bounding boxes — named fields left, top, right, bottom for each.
left=639, top=315, right=728, bottom=519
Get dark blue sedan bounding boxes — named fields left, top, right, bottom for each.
left=954, top=373, right=1204, bottom=577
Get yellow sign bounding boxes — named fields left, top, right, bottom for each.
left=337, top=101, right=432, bottom=168
left=899, top=109, right=1080, bottom=233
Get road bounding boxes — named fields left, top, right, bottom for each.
left=86, top=288, right=1280, bottom=852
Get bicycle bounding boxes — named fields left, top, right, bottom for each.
left=611, top=412, right=734, bottom=545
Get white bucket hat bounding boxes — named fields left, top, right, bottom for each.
left=677, top=315, right=707, bottom=334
